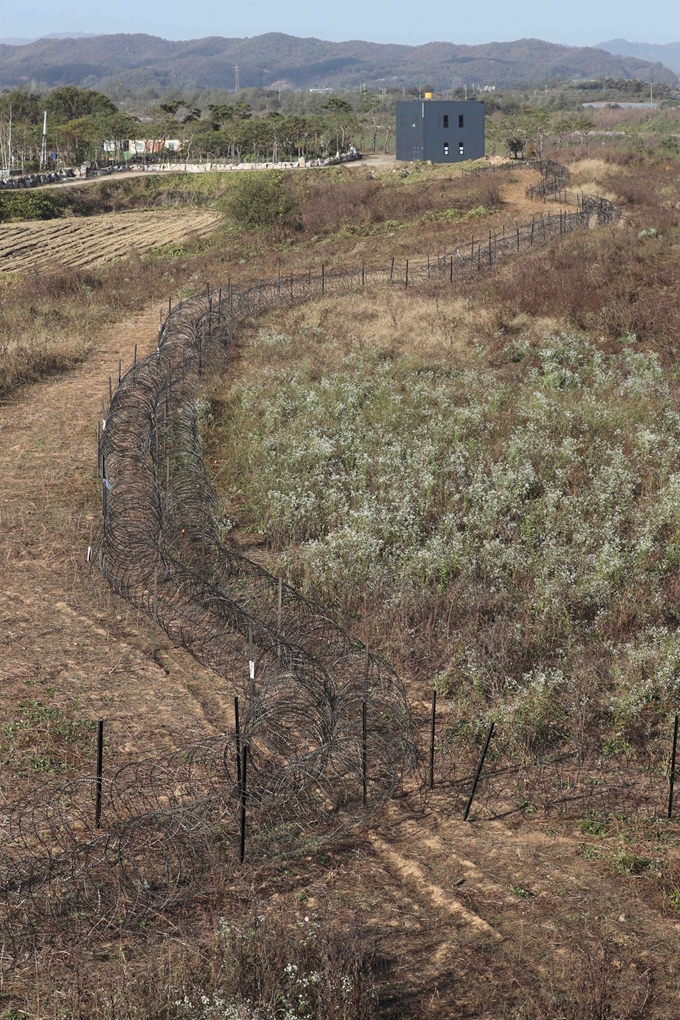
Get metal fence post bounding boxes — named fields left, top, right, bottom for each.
left=151, top=564, right=158, bottom=655
left=429, top=690, right=437, bottom=790
left=239, top=745, right=248, bottom=863
left=463, top=722, right=495, bottom=821
left=362, top=700, right=368, bottom=806
left=669, top=715, right=679, bottom=819
left=95, top=719, right=104, bottom=828
left=234, top=696, right=241, bottom=786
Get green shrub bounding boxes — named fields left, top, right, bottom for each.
left=0, top=191, right=66, bottom=222
left=226, top=171, right=297, bottom=229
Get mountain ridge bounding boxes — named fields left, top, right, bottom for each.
left=598, top=38, right=680, bottom=75
left=0, top=32, right=676, bottom=92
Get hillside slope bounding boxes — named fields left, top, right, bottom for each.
left=0, top=32, right=676, bottom=91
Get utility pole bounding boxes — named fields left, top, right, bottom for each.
left=40, top=110, right=47, bottom=169
left=235, top=64, right=240, bottom=97
left=7, top=104, right=12, bottom=175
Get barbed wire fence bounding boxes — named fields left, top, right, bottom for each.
left=0, top=160, right=641, bottom=972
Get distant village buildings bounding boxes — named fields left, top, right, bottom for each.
left=103, top=139, right=183, bottom=157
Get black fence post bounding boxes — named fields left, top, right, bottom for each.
left=234, top=696, right=241, bottom=787
left=321, top=264, right=325, bottom=295
left=450, top=255, right=453, bottom=283
left=95, top=719, right=104, bottom=828
left=239, top=744, right=248, bottom=863
left=669, top=715, right=679, bottom=819
left=151, top=564, right=158, bottom=655
left=429, top=690, right=437, bottom=790
left=390, top=256, right=395, bottom=281
left=248, top=626, right=255, bottom=702
left=463, top=722, right=495, bottom=822
left=362, top=700, right=368, bottom=806
left=405, top=260, right=409, bottom=288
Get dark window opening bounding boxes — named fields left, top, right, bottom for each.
left=459, top=114, right=464, bottom=128
left=444, top=142, right=449, bottom=155
left=458, top=142, right=464, bottom=155
left=443, top=114, right=449, bottom=128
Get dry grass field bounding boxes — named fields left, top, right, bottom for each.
left=0, top=208, right=221, bottom=272
left=0, top=148, right=679, bottom=1017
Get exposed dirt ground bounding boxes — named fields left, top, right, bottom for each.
left=2, top=284, right=679, bottom=1014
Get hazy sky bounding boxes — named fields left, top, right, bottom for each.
left=2, top=0, right=678, bottom=46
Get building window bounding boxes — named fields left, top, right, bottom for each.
left=443, top=114, right=449, bottom=128
left=459, top=143, right=464, bottom=155
left=444, top=142, right=449, bottom=155
left=459, top=114, right=464, bottom=128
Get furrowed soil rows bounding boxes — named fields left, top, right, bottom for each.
left=0, top=209, right=221, bottom=272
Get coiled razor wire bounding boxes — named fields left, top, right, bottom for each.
left=0, top=161, right=625, bottom=968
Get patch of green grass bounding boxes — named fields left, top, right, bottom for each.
left=579, top=817, right=608, bottom=836
left=0, top=700, right=96, bottom=775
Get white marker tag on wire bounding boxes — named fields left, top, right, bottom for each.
left=249, top=661, right=255, bottom=681
left=87, top=545, right=92, bottom=562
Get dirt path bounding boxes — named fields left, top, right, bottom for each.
left=0, top=302, right=235, bottom=763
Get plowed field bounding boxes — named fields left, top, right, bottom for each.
left=0, top=209, right=221, bottom=272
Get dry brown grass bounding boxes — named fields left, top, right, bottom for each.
left=0, top=208, right=220, bottom=272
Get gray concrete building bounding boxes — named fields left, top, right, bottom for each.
left=396, top=99, right=485, bottom=163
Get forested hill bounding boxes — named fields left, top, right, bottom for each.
left=0, top=33, right=676, bottom=92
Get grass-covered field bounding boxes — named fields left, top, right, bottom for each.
left=212, top=319, right=680, bottom=754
